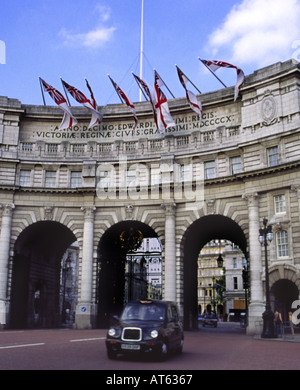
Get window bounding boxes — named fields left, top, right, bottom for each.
left=231, top=156, right=242, bottom=175
left=267, top=146, right=279, bottom=167
left=274, top=194, right=286, bottom=214
left=233, top=258, right=237, bottom=269
left=180, top=164, right=192, bottom=182
left=71, top=171, right=81, bottom=188
left=277, top=230, right=289, bottom=257
left=233, top=277, right=238, bottom=290
left=205, top=161, right=216, bottom=179
left=242, top=258, right=247, bottom=269
left=19, top=170, right=31, bottom=187
left=127, top=169, right=136, bottom=187
left=45, top=171, right=56, bottom=188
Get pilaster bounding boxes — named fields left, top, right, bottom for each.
left=243, top=192, right=264, bottom=334
left=0, top=204, right=14, bottom=328
left=75, top=206, right=96, bottom=329
left=162, top=202, right=177, bottom=302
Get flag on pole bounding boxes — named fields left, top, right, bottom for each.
left=153, top=70, right=175, bottom=133
left=108, top=75, right=138, bottom=130
left=132, top=72, right=158, bottom=129
left=61, top=79, right=102, bottom=129
left=85, top=78, right=103, bottom=128
left=176, top=65, right=202, bottom=119
left=200, top=59, right=244, bottom=101
left=39, top=77, right=78, bottom=130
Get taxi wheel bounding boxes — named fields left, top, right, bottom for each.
left=107, top=348, right=118, bottom=360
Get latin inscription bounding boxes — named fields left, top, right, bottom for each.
left=28, top=110, right=237, bottom=141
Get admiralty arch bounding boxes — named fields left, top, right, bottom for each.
left=0, top=59, right=300, bottom=334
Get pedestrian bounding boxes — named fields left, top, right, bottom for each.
left=274, top=309, right=283, bottom=337
left=288, top=311, right=295, bottom=337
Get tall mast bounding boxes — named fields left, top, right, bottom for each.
left=139, top=0, right=144, bottom=102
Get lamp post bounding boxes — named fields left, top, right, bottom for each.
left=61, top=256, right=72, bottom=324
left=259, top=218, right=276, bottom=338
left=242, top=265, right=249, bottom=327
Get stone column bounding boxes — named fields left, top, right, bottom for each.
left=0, top=204, right=14, bottom=328
left=243, top=193, right=264, bottom=335
left=162, top=202, right=177, bottom=302
left=75, top=206, right=96, bottom=329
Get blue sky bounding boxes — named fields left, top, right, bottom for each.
left=1, top=0, right=300, bottom=105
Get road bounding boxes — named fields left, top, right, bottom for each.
left=0, top=323, right=299, bottom=372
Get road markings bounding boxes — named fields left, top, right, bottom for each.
left=0, top=343, right=45, bottom=350
left=70, top=337, right=106, bottom=343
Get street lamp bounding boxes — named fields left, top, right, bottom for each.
left=259, top=218, right=275, bottom=338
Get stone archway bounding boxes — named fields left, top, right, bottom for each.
left=97, top=220, right=159, bottom=328
left=10, top=221, right=77, bottom=329
left=181, top=214, right=247, bottom=330
left=269, top=265, right=300, bottom=322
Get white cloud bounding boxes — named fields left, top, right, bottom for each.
left=59, top=5, right=115, bottom=49
left=207, top=0, right=300, bottom=67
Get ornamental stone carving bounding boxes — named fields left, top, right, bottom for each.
left=261, top=91, right=277, bottom=126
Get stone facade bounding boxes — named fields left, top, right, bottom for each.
left=0, top=59, right=299, bottom=333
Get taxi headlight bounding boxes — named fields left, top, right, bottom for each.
left=150, top=330, right=159, bottom=338
left=108, top=328, right=117, bottom=337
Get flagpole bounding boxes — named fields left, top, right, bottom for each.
left=198, top=58, right=227, bottom=88
left=139, top=0, right=144, bottom=102
left=60, top=77, right=72, bottom=106
left=39, top=77, right=46, bottom=106
left=175, top=65, right=202, bottom=94
left=154, top=68, right=175, bottom=98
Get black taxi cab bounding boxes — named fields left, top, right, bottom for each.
left=106, top=300, right=184, bottom=360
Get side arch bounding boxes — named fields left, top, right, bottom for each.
left=181, top=214, right=248, bottom=330
left=10, top=220, right=78, bottom=328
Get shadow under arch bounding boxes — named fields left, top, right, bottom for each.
left=97, top=220, right=158, bottom=328
left=10, top=221, right=77, bottom=329
left=182, top=214, right=248, bottom=330
left=271, top=279, right=298, bottom=322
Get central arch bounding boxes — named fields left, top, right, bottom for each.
left=97, top=220, right=159, bottom=328
left=182, top=215, right=248, bottom=330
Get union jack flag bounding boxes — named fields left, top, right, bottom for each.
left=39, top=77, right=77, bottom=130
left=40, top=78, right=67, bottom=105
left=132, top=73, right=158, bottom=128
left=200, top=59, right=244, bottom=101
left=61, top=79, right=102, bottom=128
left=62, top=80, right=90, bottom=104
left=176, top=65, right=202, bottom=119
left=85, top=78, right=97, bottom=110
left=108, top=75, right=138, bottom=130
left=132, top=73, right=153, bottom=103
